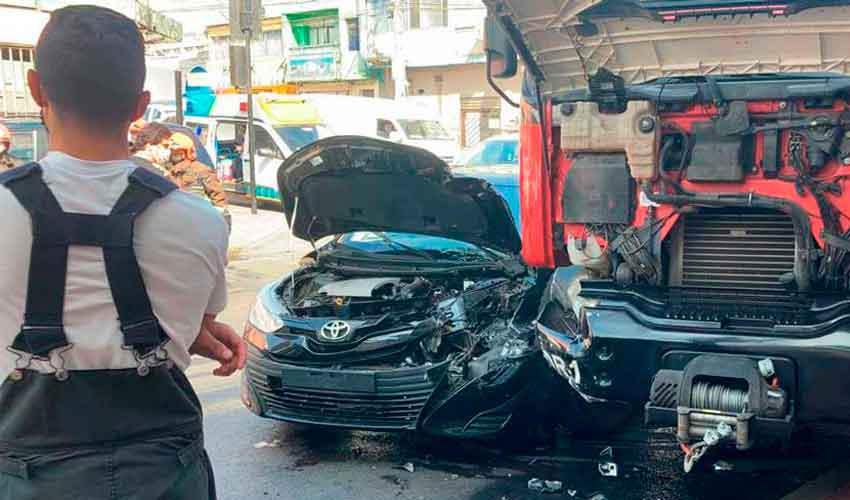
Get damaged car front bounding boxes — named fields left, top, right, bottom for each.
left=485, top=0, right=850, bottom=471
left=241, top=136, right=547, bottom=439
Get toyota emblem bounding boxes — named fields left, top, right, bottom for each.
left=319, top=320, right=352, bottom=342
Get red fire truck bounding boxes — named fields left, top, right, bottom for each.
left=484, top=0, right=850, bottom=470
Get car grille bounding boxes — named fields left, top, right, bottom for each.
left=246, top=358, right=449, bottom=430
left=681, top=209, right=796, bottom=290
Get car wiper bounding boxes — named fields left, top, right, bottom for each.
left=374, top=233, right=437, bottom=261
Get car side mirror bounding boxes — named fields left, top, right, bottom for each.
left=485, top=14, right=517, bottom=79
left=388, top=131, right=404, bottom=143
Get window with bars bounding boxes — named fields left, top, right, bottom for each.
left=291, top=17, right=339, bottom=48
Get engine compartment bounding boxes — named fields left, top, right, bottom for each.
left=556, top=95, right=850, bottom=299
left=275, top=268, right=535, bottom=371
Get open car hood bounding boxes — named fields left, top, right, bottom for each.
left=485, top=0, right=850, bottom=96
left=277, top=136, right=522, bottom=254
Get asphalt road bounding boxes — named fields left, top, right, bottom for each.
left=192, top=213, right=850, bottom=500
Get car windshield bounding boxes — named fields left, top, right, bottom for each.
left=397, top=120, right=451, bottom=140
left=335, top=232, right=502, bottom=262
left=275, top=126, right=320, bottom=152
left=464, top=139, right=518, bottom=167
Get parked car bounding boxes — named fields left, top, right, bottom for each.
left=452, top=134, right=520, bottom=231
left=240, top=136, right=550, bottom=439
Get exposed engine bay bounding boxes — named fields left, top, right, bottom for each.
left=278, top=268, right=535, bottom=369
left=557, top=84, right=850, bottom=312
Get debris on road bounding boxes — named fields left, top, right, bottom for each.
left=403, top=462, right=416, bottom=473
left=598, top=447, right=619, bottom=477
left=714, top=461, right=735, bottom=472
left=567, top=489, right=578, bottom=497
left=253, top=439, right=281, bottom=449
left=527, top=478, right=563, bottom=493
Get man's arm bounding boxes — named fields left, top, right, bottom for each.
left=189, top=314, right=246, bottom=376
left=194, top=162, right=228, bottom=208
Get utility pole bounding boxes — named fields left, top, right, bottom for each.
left=391, top=0, right=407, bottom=100
left=230, top=0, right=262, bottom=214
left=244, top=27, right=257, bottom=215
left=174, top=70, right=184, bottom=126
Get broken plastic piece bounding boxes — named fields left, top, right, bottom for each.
left=403, top=462, right=415, bottom=473
left=527, top=478, right=563, bottom=493
left=598, top=462, right=618, bottom=477
left=714, top=461, right=735, bottom=472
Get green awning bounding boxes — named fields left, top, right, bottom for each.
left=285, top=9, right=338, bottom=23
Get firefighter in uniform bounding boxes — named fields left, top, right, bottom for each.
left=0, top=6, right=245, bottom=499
left=166, top=132, right=228, bottom=209
left=0, top=124, right=23, bottom=171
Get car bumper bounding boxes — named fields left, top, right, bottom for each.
left=536, top=304, right=850, bottom=432
left=242, top=345, right=450, bottom=431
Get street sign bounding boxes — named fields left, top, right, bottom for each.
left=229, top=44, right=249, bottom=89
left=229, top=0, right=262, bottom=41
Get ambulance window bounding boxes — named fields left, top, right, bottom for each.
left=254, top=126, right=283, bottom=160
left=216, top=122, right=236, bottom=142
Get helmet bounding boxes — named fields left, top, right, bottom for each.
left=0, top=124, right=10, bottom=144
left=169, top=132, right=196, bottom=161
left=129, top=119, right=146, bottom=135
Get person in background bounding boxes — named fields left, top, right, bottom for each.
left=132, top=121, right=172, bottom=170
left=128, top=118, right=146, bottom=150
left=167, top=132, right=229, bottom=210
left=0, top=123, right=23, bottom=171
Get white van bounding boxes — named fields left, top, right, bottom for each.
left=304, top=94, right=459, bottom=163
left=185, top=93, right=325, bottom=203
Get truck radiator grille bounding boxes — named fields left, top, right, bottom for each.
left=681, top=209, right=795, bottom=291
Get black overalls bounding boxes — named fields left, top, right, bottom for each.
left=0, top=164, right=215, bottom=499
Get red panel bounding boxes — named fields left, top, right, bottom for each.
left=521, top=98, right=850, bottom=265
left=519, top=100, right=555, bottom=268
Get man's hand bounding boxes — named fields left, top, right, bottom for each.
left=189, top=315, right=247, bottom=376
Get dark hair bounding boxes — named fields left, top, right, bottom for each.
left=35, top=5, right=145, bottom=128
left=134, top=122, right=171, bottom=150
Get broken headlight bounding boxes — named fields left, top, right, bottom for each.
left=248, top=297, right=285, bottom=334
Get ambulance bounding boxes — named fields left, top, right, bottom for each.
left=184, top=89, right=325, bottom=204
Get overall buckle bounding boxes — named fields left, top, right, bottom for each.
left=120, top=319, right=170, bottom=376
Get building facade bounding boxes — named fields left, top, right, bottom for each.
left=147, top=0, right=520, bottom=148
left=0, top=0, right=181, bottom=118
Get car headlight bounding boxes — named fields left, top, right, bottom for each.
left=248, top=298, right=285, bottom=333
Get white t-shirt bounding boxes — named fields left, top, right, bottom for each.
left=0, top=152, right=228, bottom=380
